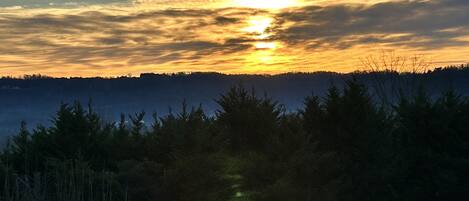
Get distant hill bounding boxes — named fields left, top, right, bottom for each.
left=1, top=65, right=468, bottom=136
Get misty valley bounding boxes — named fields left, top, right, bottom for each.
left=1, top=66, right=469, bottom=200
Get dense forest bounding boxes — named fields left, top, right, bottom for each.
left=1, top=65, right=469, bottom=134
left=1, top=74, right=469, bottom=200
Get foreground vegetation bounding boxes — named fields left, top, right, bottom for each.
left=1, top=79, right=469, bottom=201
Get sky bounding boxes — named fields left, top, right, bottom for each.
left=0, top=0, right=469, bottom=77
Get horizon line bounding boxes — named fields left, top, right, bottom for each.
left=2, top=63, right=468, bottom=79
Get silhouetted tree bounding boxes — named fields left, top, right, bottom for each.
left=216, top=85, right=282, bottom=152
left=2, top=81, right=469, bottom=201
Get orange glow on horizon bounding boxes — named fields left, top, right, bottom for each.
left=0, top=0, right=468, bottom=77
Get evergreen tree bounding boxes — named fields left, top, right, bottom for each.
left=216, top=85, right=282, bottom=152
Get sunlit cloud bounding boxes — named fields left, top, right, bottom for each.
left=0, top=0, right=469, bottom=77
left=232, top=0, right=300, bottom=9
left=254, top=42, right=279, bottom=50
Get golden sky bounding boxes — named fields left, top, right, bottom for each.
left=1, top=0, right=469, bottom=77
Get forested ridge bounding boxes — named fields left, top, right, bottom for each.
left=1, top=76, right=469, bottom=201
left=1, top=65, right=469, bottom=134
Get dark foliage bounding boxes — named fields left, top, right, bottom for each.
left=2, top=64, right=469, bottom=135
left=1, top=78, right=469, bottom=201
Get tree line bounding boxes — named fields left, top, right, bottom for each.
left=1, top=78, right=469, bottom=201
left=2, top=64, right=469, bottom=134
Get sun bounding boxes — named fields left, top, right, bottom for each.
left=254, top=42, right=280, bottom=49
left=242, top=16, right=273, bottom=39
left=233, top=0, right=299, bottom=9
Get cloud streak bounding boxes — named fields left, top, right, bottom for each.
left=0, top=0, right=469, bottom=76
left=275, top=0, right=469, bottom=49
